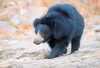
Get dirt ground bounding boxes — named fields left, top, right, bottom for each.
left=0, top=16, right=100, bottom=68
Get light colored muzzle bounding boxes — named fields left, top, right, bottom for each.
left=33, top=31, right=44, bottom=45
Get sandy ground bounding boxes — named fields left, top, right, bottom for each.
left=0, top=17, right=100, bottom=68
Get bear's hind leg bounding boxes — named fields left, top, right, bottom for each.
left=71, top=36, right=81, bottom=53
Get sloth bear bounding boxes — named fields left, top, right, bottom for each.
left=33, top=3, right=84, bottom=59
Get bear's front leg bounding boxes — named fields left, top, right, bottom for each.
left=46, top=42, right=67, bottom=59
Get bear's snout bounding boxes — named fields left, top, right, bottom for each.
left=33, top=31, right=44, bottom=45
left=33, top=39, right=41, bottom=45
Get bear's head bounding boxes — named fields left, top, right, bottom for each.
left=33, top=17, right=56, bottom=45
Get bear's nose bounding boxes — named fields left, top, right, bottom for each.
left=33, top=40, right=41, bottom=45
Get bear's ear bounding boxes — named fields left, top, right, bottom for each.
left=33, top=18, right=40, bottom=27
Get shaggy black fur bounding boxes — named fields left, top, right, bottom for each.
left=33, top=3, right=84, bottom=59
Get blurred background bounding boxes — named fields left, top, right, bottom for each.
left=0, top=0, right=100, bottom=37
left=0, top=0, right=100, bottom=68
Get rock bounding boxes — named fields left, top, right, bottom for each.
left=95, top=25, right=100, bottom=32
left=11, top=14, right=21, bottom=25
left=20, top=9, right=28, bottom=20
left=0, top=21, right=17, bottom=35
left=0, top=61, right=11, bottom=68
